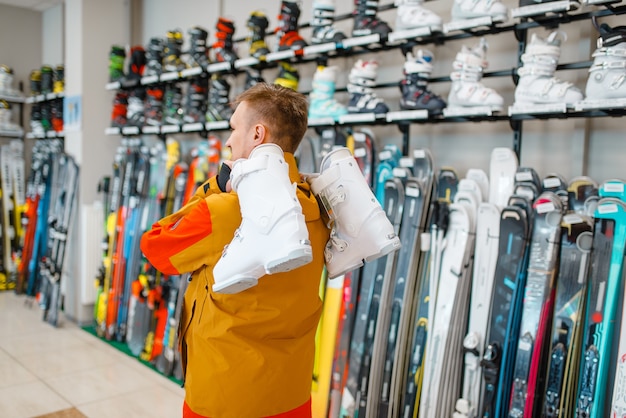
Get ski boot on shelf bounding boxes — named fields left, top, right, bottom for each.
left=308, top=147, right=401, bottom=278
left=451, top=0, right=508, bottom=22
left=126, top=88, right=146, bottom=127
left=109, top=45, right=126, bottom=82
left=40, top=65, right=54, bottom=95
left=110, top=91, right=128, bottom=127
left=585, top=23, right=626, bottom=101
left=53, top=65, right=64, bottom=94
left=162, top=29, right=187, bottom=73
left=213, top=143, right=313, bottom=294
left=274, top=61, right=300, bottom=91
left=51, top=99, right=63, bottom=132
left=309, top=65, right=348, bottom=120
left=448, top=38, right=504, bottom=111
left=276, top=1, right=308, bottom=51
left=188, top=26, right=211, bottom=70
left=247, top=11, right=271, bottom=59
left=183, top=76, right=209, bottom=123
left=0, top=65, right=17, bottom=97
left=126, top=46, right=146, bottom=81
left=514, top=31, right=583, bottom=106
left=244, top=68, right=265, bottom=91
left=352, top=0, right=392, bottom=39
left=1, top=100, right=23, bottom=133
left=311, top=0, right=347, bottom=44
left=347, top=59, right=389, bottom=114
left=30, top=69, right=41, bottom=96
left=213, top=17, right=239, bottom=64
left=145, top=37, right=164, bottom=76
left=205, top=74, right=233, bottom=122
left=395, top=0, right=443, bottom=32
left=163, top=83, right=184, bottom=125
left=399, top=49, right=447, bottom=115
left=30, top=103, right=45, bottom=136
left=144, top=86, right=164, bottom=126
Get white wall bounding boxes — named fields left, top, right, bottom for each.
left=43, top=4, right=64, bottom=67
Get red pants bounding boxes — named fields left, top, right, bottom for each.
left=182, top=398, right=312, bottom=418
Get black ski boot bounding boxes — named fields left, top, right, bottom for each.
left=40, top=65, right=54, bottom=94
left=205, top=75, right=233, bottom=122
left=144, top=86, right=164, bottom=126
left=145, top=37, right=164, bottom=76
left=213, top=17, right=239, bottom=64
left=183, top=76, right=209, bottom=123
left=127, top=46, right=146, bottom=81
left=244, top=68, right=265, bottom=91
left=352, top=0, right=392, bottom=39
left=276, top=1, right=308, bottom=51
left=247, top=11, right=270, bottom=59
left=163, top=83, right=184, bottom=125
left=110, top=91, right=128, bottom=127
left=188, top=26, right=211, bottom=70
left=311, top=0, right=347, bottom=44
left=126, top=88, right=146, bottom=126
left=163, top=29, right=186, bottom=72
left=400, top=50, right=446, bottom=115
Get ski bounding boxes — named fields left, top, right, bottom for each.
left=542, top=212, right=593, bottom=418
left=576, top=183, right=626, bottom=418
left=508, top=192, right=563, bottom=417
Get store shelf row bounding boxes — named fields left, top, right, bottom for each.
left=103, top=0, right=626, bottom=91
left=102, top=97, right=626, bottom=138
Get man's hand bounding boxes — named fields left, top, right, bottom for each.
left=217, top=160, right=234, bottom=192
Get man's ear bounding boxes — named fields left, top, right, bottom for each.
left=253, top=124, right=266, bottom=145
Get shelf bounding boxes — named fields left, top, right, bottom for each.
left=0, top=128, right=24, bottom=138
left=25, top=92, right=65, bottom=104
left=26, top=130, right=64, bottom=139
left=102, top=102, right=626, bottom=137
left=0, top=92, right=25, bottom=103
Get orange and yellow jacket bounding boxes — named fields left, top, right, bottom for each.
left=140, top=153, right=329, bottom=418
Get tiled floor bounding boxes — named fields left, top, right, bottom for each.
left=0, top=291, right=185, bottom=418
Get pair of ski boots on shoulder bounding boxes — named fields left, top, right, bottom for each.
left=212, top=144, right=401, bottom=294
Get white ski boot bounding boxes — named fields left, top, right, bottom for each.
left=448, top=38, right=504, bottom=111
left=514, top=31, right=583, bottom=106
left=395, top=0, right=443, bottom=32
left=585, top=23, right=626, bottom=100
left=311, top=0, right=347, bottom=44
left=309, top=147, right=401, bottom=279
left=347, top=60, right=389, bottom=114
left=212, top=144, right=313, bottom=294
left=451, top=0, right=508, bottom=22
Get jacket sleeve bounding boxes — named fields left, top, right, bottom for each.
left=140, top=176, right=225, bottom=275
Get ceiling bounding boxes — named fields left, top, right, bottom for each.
left=0, top=0, right=64, bottom=11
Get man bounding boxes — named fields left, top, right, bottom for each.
left=140, top=83, right=330, bottom=417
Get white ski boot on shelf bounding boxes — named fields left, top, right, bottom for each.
left=395, top=0, right=443, bottom=32
left=347, top=60, right=389, bottom=114
left=514, top=31, right=583, bottom=106
left=311, top=0, right=347, bottom=44
left=448, top=38, right=504, bottom=111
left=451, top=0, right=508, bottom=22
left=309, top=147, right=401, bottom=279
left=585, top=22, right=626, bottom=101
left=212, top=144, right=313, bottom=294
